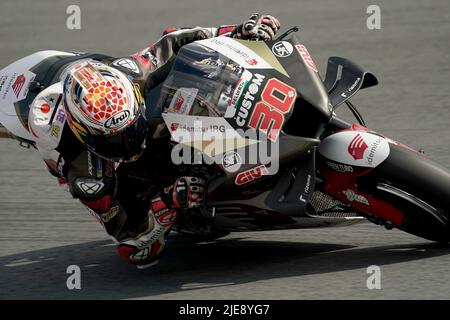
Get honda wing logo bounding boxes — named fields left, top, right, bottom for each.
left=12, top=74, right=26, bottom=98
left=348, top=133, right=368, bottom=160
left=170, top=123, right=180, bottom=131
left=173, top=96, right=185, bottom=111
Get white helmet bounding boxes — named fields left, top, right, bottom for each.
left=62, top=61, right=148, bottom=162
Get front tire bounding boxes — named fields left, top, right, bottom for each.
left=366, top=143, right=450, bottom=242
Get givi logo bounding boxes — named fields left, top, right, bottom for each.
left=348, top=133, right=368, bottom=160
left=235, top=165, right=269, bottom=186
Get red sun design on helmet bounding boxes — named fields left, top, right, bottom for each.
left=83, top=81, right=128, bottom=122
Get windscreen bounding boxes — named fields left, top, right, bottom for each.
left=154, top=42, right=244, bottom=118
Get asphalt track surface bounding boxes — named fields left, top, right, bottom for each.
left=0, top=0, right=450, bottom=299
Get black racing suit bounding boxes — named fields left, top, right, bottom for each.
left=36, top=25, right=240, bottom=267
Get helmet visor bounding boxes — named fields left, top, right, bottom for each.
left=86, top=113, right=148, bottom=162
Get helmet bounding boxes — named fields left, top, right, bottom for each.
left=62, top=61, right=148, bottom=162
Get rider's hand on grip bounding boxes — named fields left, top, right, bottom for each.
left=165, top=176, right=206, bottom=209
left=234, top=13, right=281, bottom=41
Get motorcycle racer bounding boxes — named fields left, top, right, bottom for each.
left=27, top=14, right=281, bottom=269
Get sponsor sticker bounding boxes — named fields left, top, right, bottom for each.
left=0, top=75, right=8, bottom=94
left=50, top=124, right=61, bottom=138
left=149, top=53, right=159, bottom=66
left=295, top=44, right=318, bottom=72
left=318, top=131, right=390, bottom=168
left=225, top=70, right=252, bottom=118
left=167, top=87, right=198, bottom=115
left=222, top=151, right=242, bottom=173
left=235, top=73, right=266, bottom=127
left=235, top=164, right=269, bottom=185
left=299, top=174, right=313, bottom=203
left=170, top=123, right=179, bottom=132
left=197, top=37, right=272, bottom=69
left=169, top=122, right=226, bottom=134
left=343, top=189, right=369, bottom=205
left=100, top=205, right=120, bottom=223
left=163, top=113, right=241, bottom=143
left=365, top=136, right=385, bottom=167
left=12, top=74, right=26, bottom=98
left=326, top=161, right=354, bottom=173
left=272, top=41, right=294, bottom=58
left=104, top=110, right=130, bottom=129
left=341, top=77, right=362, bottom=98
left=50, top=102, right=66, bottom=140
left=246, top=58, right=258, bottom=66
left=0, top=71, right=35, bottom=103
left=348, top=133, right=368, bottom=160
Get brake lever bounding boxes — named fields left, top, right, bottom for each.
left=275, top=26, right=300, bottom=41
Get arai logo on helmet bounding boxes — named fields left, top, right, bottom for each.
left=104, top=110, right=131, bottom=129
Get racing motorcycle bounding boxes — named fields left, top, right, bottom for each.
left=1, top=27, right=449, bottom=243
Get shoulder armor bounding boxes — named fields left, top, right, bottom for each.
left=110, top=57, right=142, bottom=76
left=67, top=150, right=117, bottom=200
left=28, top=82, right=65, bottom=150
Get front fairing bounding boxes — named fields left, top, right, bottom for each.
left=155, top=36, right=331, bottom=133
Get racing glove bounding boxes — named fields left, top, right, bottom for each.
left=232, top=13, right=281, bottom=41
left=164, top=176, right=206, bottom=209
left=117, top=177, right=205, bottom=268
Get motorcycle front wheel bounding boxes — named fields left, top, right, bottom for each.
left=365, top=143, right=450, bottom=243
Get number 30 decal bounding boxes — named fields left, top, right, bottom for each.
left=248, top=78, right=297, bottom=142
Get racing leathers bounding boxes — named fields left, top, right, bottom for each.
left=28, top=15, right=281, bottom=268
